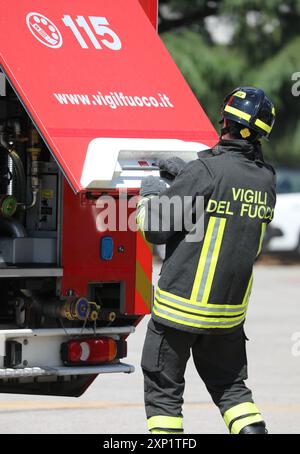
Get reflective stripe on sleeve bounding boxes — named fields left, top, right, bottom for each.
left=136, top=200, right=147, bottom=233
left=136, top=196, right=153, bottom=237
left=136, top=205, right=146, bottom=231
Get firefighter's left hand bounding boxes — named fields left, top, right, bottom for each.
left=140, top=176, right=167, bottom=197
left=158, top=157, right=186, bottom=181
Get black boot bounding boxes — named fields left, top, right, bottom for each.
left=239, top=422, right=268, bottom=434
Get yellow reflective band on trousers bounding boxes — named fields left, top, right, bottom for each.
left=191, top=216, right=226, bottom=304
left=231, top=414, right=264, bottom=434
left=147, top=415, right=183, bottom=432
left=223, top=402, right=263, bottom=434
left=150, top=429, right=184, bottom=434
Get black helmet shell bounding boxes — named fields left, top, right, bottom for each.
left=221, top=87, right=276, bottom=138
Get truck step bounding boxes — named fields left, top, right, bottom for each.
left=0, top=367, right=53, bottom=378
left=0, top=362, right=134, bottom=379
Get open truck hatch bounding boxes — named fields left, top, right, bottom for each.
left=81, top=138, right=210, bottom=188
left=0, top=0, right=217, bottom=193
left=0, top=0, right=218, bottom=397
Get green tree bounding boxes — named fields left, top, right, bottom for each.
left=159, top=0, right=300, bottom=164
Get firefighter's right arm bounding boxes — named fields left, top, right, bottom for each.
left=136, top=160, right=214, bottom=244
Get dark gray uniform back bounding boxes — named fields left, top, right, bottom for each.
left=142, top=139, right=276, bottom=333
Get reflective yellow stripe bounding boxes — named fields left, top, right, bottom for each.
left=191, top=217, right=226, bottom=304
left=153, top=306, right=245, bottom=330
left=157, top=286, right=249, bottom=311
left=233, top=91, right=246, bottom=99
left=257, top=223, right=266, bottom=256
left=224, top=402, right=260, bottom=427
left=201, top=218, right=226, bottom=304
left=150, top=430, right=184, bottom=434
left=158, top=286, right=196, bottom=304
left=224, top=105, right=251, bottom=121
left=135, top=261, right=152, bottom=310
left=147, top=415, right=183, bottom=431
left=156, top=293, right=246, bottom=316
left=136, top=197, right=153, bottom=238
left=231, top=414, right=264, bottom=434
left=137, top=196, right=153, bottom=208
left=191, top=217, right=216, bottom=300
left=136, top=197, right=150, bottom=232
left=153, top=213, right=252, bottom=330
left=255, top=118, right=272, bottom=134
left=136, top=205, right=146, bottom=231
left=242, top=273, right=253, bottom=307
left=154, top=299, right=244, bottom=323
left=153, top=302, right=245, bottom=330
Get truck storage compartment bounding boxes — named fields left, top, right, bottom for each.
left=89, top=282, right=125, bottom=312
left=0, top=238, right=57, bottom=264
left=0, top=79, right=60, bottom=268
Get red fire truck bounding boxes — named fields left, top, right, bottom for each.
left=0, top=0, right=217, bottom=396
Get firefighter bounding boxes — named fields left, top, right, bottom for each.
left=136, top=87, right=276, bottom=435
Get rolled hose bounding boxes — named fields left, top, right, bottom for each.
left=0, top=216, right=27, bottom=238
left=0, top=145, right=26, bottom=204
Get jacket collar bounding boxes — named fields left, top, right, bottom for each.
left=212, top=139, right=257, bottom=159
left=198, top=139, right=275, bottom=175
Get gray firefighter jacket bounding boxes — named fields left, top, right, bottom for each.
left=137, top=140, right=276, bottom=333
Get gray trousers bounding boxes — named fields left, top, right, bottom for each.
left=141, top=318, right=257, bottom=433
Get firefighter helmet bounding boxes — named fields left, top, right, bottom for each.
left=221, top=87, right=276, bottom=139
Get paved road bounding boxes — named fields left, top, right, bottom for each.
left=0, top=263, right=299, bottom=434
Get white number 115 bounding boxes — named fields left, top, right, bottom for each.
left=62, top=15, right=122, bottom=50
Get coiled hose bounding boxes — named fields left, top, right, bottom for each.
left=0, top=144, right=26, bottom=205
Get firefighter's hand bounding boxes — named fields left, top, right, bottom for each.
left=158, top=157, right=186, bottom=180
left=140, top=176, right=167, bottom=197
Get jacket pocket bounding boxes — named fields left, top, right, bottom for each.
left=141, top=319, right=165, bottom=372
